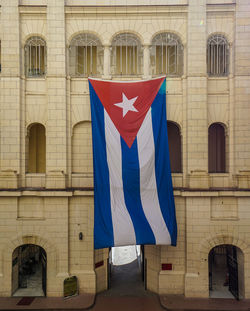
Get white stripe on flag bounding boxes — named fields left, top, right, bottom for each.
left=137, top=109, right=171, bottom=244
left=104, top=111, right=136, bottom=246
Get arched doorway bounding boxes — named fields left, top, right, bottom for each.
left=12, top=244, right=46, bottom=297
left=107, top=245, right=146, bottom=295
left=209, top=245, right=244, bottom=300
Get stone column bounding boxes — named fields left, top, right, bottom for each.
left=46, top=0, right=67, bottom=189
left=103, top=45, right=111, bottom=79
left=143, top=45, right=150, bottom=79
left=0, top=0, right=20, bottom=188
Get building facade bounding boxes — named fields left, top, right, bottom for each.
left=0, top=0, right=250, bottom=299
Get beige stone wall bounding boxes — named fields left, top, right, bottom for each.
left=0, top=0, right=249, bottom=299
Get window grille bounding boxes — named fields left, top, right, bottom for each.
left=69, top=33, right=103, bottom=77
left=111, top=33, right=143, bottom=75
left=207, top=34, right=229, bottom=76
left=151, top=33, right=183, bottom=76
left=208, top=123, right=226, bottom=173
left=25, top=37, right=46, bottom=77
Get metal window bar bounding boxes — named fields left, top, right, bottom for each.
left=126, top=45, right=128, bottom=74
left=38, top=44, right=40, bottom=75
left=120, top=45, right=122, bottom=74
left=90, top=45, right=93, bottom=74
left=217, top=43, right=219, bottom=75
left=133, top=45, right=135, bottom=74
left=162, top=42, right=164, bottom=74
left=85, top=45, right=87, bottom=75
left=175, top=44, right=177, bottom=74
left=29, top=45, right=31, bottom=75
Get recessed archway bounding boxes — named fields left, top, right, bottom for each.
left=12, top=244, right=47, bottom=297
left=107, top=245, right=146, bottom=295
left=209, top=244, right=244, bottom=300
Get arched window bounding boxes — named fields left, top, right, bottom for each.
left=69, top=33, right=103, bottom=77
left=151, top=33, right=184, bottom=76
left=111, top=33, right=143, bottom=75
left=25, top=36, right=46, bottom=77
left=72, top=121, right=93, bottom=174
left=28, top=123, right=46, bottom=173
left=167, top=121, right=182, bottom=173
left=208, top=123, right=226, bottom=173
left=207, top=34, right=229, bottom=76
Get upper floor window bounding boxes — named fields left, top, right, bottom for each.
left=111, top=33, right=143, bottom=76
left=207, top=34, right=229, bottom=76
left=25, top=36, right=46, bottom=77
left=151, top=33, right=184, bottom=76
left=208, top=123, right=226, bottom=173
left=167, top=121, right=182, bottom=173
left=69, top=33, right=103, bottom=77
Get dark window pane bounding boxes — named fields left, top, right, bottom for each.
left=208, top=123, right=226, bottom=173
left=167, top=122, right=182, bottom=173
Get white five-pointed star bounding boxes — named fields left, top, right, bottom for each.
left=114, top=93, right=138, bottom=117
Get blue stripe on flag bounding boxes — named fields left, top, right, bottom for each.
left=89, top=82, right=114, bottom=249
left=151, top=79, right=177, bottom=246
left=121, top=137, right=156, bottom=245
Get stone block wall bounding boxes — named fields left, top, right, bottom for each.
left=0, top=0, right=249, bottom=298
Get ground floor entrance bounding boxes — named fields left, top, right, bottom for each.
left=12, top=244, right=46, bottom=297
left=106, top=245, right=147, bottom=296
left=209, top=244, right=244, bottom=299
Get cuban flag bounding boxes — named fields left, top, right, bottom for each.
left=89, top=77, right=177, bottom=249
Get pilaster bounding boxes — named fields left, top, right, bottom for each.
left=102, top=45, right=111, bottom=79
left=143, top=45, right=150, bottom=79
left=234, top=0, right=250, bottom=173
left=0, top=0, right=20, bottom=187
left=46, top=0, right=67, bottom=188
left=187, top=0, right=208, bottom=182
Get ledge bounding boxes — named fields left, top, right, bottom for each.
left=19, top=5, right=47, bottom=14
left=65, top=5, right=188, bottom=16
left=0, top=188, right=248, bottom=197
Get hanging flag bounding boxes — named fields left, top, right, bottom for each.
left=89, top=77, right=177, bottom=249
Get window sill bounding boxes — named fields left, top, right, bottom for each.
left=25, top=76, right=46, bottom=80
left=209, top=173, right=229, bottom=176
left=152, top=75, right=182, bottom=79
left=70, top=74, right=102, bottom=79
left=17, top=217, right=45, bottom=221
left=112, top=74, right=143, bottom=78
left=207, top=76, right=229, bottom=79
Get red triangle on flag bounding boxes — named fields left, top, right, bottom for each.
left=89, top=77, right=165, bottom=148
